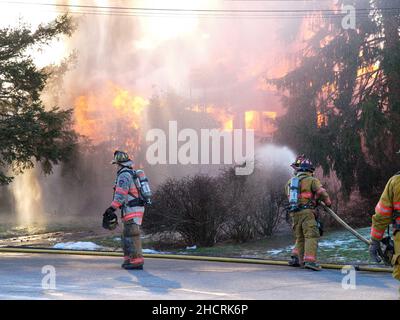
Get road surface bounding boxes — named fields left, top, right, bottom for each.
left=0, top=252, right=398, bottom=299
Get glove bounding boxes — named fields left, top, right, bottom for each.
left=102, top=206, right=118, bottom=230
left=325, top=202, right=332, bottom=208
left=369, top=239, right=382, bottom=263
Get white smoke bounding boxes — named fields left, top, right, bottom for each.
left=0, top=0, right=313, bottom=223
left=255, top=144, right=296, bottom=175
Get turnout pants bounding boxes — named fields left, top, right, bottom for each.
left=291, top=209, right=320, bottom=263
left=122, top=220, right=144, bottom=266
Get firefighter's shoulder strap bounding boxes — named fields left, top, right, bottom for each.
left=117, top=168, right=139, bottom=195
left=117, top=168, right=146, bottom=207
left=293, top=175, right=314, bottom=191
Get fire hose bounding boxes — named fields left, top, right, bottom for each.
left=0, top=246, right=392, bottom=273
left=0, top=203, right=393, bottom=273
left=319, top=201, right=394, bottom=266
left=319, top=202, right=371, bottom=245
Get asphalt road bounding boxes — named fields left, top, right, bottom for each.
left=0, top=252, right=398, bottom=300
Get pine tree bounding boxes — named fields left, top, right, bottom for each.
left=271, top=0, right=400, bottom=200
left=0, top=15, right=77, bottom=184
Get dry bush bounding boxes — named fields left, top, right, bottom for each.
left=220, top=166, right=288, bottom=243
left=143, top=164, right=290, bottom=247
left=143, top=175, right=227, bottom=247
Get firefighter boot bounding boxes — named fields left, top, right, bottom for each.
left=304, top=261, right=322, bottom=271
left=121, top=258, right=130, bottom=269
left=122, top=221, right=144, bottom=270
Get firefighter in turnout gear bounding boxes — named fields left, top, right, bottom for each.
left=288, top=154, right=306, bottom=267
left=103, top=150, right=151, bottom=270
left=369, top=169, right=400, bottom=283
left=285, top=158, right=332, bottom=271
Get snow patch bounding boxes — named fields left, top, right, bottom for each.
left=266, top=249, right=284, bottom=255
left=142, top=249, right=161, bottom=254
left=186, top=245, right=197, bottom=250
left=53, top=242, right=103, bottom=251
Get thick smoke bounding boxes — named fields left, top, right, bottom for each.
left=2, top=0, right=321, bottom=223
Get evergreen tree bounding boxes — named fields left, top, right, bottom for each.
left=0, top=15, right=77, bottom=185
left=271, top=0, right=400, bottom=201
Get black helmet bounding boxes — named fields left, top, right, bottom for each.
left=298, top=159, right=315, bottom=173
left=291, top=154, right=306, bottom=170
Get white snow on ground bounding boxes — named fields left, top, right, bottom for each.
left=53, top=242, right=103, bottom=250
left=266, top=249, right=285, bottom=255
left=53, top=242, right=166, bottom=253
left=318, top=238, right=358, bottom=248
left=142, top=249, right=161, bottom=254
left=186, top=245, right=197, bottom=250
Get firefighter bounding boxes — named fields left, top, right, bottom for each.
left=369, top=168, right=400, bottom=284
left=288, top=154, right=306, bottom=267
left=103, top=150, right=147, bottom=270
left=285, top=158, right=332, bottom=271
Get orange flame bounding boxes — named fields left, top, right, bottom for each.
left=245, top=110, right=277, bottom=136
left=73, top=83, right=149, bottom=148
left=189, top=105, right=234, bottom=131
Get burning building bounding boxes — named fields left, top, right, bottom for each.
left=0, top=0, right=325, bottom=223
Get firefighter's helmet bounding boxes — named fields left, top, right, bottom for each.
left=291, top=154, right=306, bottom=170
left=111, top=150, right=131, bottom=164
left=298, top=158, right=315, bottom=173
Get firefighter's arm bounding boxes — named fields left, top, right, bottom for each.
left=111, top=173, right=131, bottom=209
left=312, top=178, right=332, bottom=207
left=371, top=178, right=394, bottom=241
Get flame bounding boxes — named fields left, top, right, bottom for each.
left=205, top=106, right=234, bottom=131
left=357, top=63, right=379, bottom=77
left=111, top=87, right=149, bottom=130
left=73, top=83, right=149, bottom=148
left=317, top=111, right=328, bottom=128
left=189, top=105, right=234, bottom=131
left=74, top=95, right=102, bottom=142
left=245, top=110, right=277, bottom=136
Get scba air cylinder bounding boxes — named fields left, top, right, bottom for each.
left=136, top=169, right=152, bottom=199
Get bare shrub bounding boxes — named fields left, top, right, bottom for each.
left=316, top=169, right=372, bottom=228
left=220, top=165, right=289, bottom=243
left=144, top=164, right=290, bottom=247
left=143, top=175, right=227, bottom=247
